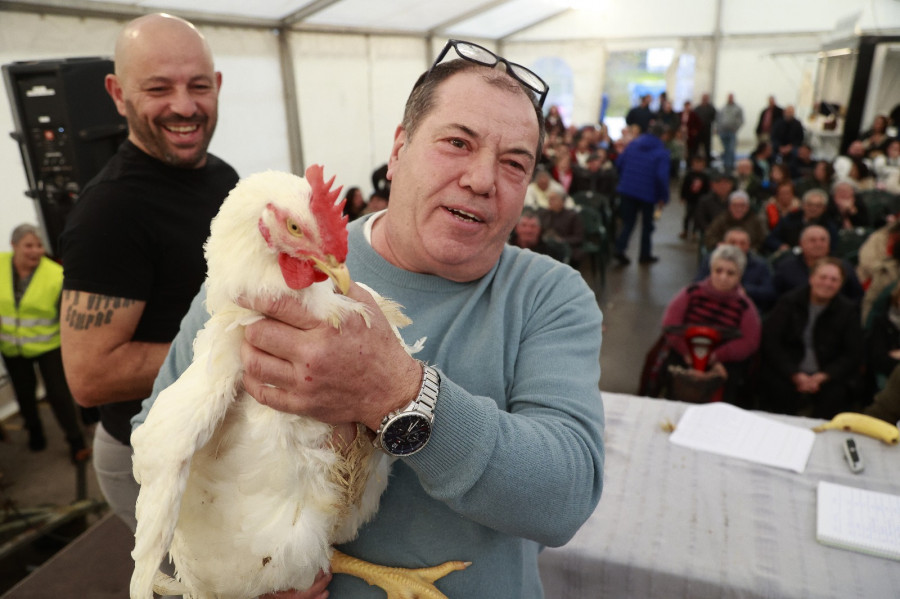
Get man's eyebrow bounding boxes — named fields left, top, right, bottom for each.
left=443, top=122, right=536, bottom=163
left=139, top=75, right=213, bottom=86
left=140, top=76, right=172, bottom=86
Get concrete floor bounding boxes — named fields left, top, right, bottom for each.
left=0, top=381, right=107, bottom=595
left=0, top=191, right=699, bottom=595
left=597, top=188, right=699, bottom=395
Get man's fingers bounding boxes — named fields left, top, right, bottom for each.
left=240, top=339, right=303, bottom=391
left=239, top=282, right=376, bottom=333
left=237, top=294, right=323, bottom=331
left=243, top=370, right=297, bottom=413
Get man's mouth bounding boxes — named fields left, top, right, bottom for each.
left=446, top=207, right=484, bottom=223
left=164, top=123, right=201, bottom=136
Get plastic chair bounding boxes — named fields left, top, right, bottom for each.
left=578, top=204, right=609, bottom=288
left=858, top=189, right=900, bottom=227
left=835, top=227, right=872, bottom=265
left=572, top=190, right=615, bottom=239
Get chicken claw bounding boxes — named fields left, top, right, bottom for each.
left=331, top=549, right=470, bottom=599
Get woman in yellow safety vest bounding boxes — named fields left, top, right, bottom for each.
left=0, top=224, right=86, bottom=461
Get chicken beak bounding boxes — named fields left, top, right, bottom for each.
left=311, top=256, right=351, bottom=295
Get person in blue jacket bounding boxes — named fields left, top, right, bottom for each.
left=613, top=122, right=670, bottom=265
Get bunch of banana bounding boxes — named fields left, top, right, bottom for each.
left=812, top=412, right=899, bottom=445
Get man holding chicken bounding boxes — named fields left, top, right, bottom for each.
left=136, top=40, right=604, bottom=598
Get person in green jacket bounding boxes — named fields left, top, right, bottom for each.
left=0, top=224, right=86, bottom=461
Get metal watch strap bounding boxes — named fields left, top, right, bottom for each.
left=374, top=363, right=439, bottom=444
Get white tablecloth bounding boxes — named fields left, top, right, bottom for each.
left=538, top=392, right=900, bottom=598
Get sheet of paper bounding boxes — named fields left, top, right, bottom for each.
left=669, top=402, right=816, bottom=473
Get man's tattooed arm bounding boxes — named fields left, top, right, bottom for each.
left=59, top=290, right=170, bottom=406
left=62, top=290, right=139, bottom=331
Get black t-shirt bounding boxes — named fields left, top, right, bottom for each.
left=59, top=140, right=239, bottom=444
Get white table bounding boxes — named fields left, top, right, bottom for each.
left=539, top=392, right=900, bottom=599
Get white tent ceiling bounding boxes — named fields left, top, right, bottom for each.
left=2, top=0, right=579, bottom=40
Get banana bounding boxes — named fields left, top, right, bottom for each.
left=812, top=412, right=900, bottom=445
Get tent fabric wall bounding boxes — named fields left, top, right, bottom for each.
left=290, top=33, right=427, bottom=196
left=507, top=39, right=606, bottom=133
left=715, top=34, right=822, bottom=151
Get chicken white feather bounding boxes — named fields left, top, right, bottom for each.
left=130, top=167, right=423, bottom=599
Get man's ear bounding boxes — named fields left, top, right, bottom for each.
left=386, top=125, right=407, bottom=181
left=105, top=74, right=127, bottom=117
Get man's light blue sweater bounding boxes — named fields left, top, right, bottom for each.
left=134, top=214, right=605, bottom=597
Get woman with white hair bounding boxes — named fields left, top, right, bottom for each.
left=0, top=224, right=86, bottom=461
left=658, top=244, right=762, bottom=405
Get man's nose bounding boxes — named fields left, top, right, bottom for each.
left=169, top=87, right=199, bottom=117
left=460, top=151, right=497, bottom=197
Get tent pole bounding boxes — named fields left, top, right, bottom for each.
left=277, top=27, right=304, bottom=175
left=710, top=0, right=722, bottom=101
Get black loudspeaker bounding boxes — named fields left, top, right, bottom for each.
left=3, top=57, right=127, bottom=256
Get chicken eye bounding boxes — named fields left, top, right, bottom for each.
left=286, top=218, right=303, bottom=237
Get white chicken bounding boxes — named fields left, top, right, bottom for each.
left=129, top=166, right=465, bottom=599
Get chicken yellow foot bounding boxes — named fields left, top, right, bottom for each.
left=331, top=549, right=470, bottom=599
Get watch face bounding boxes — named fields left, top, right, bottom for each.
left=381, top=413, right=432, bottom=456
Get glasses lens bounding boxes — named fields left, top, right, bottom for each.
left=509, top=64, right=546, bottom=93
left=454, top=42, right=497, bottom=67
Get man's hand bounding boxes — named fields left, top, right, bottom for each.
left=807, top=372, right=828, bottom=393
left=260, top=570, right=332, bottom=599
left=239, top=283, right=423, bottom=432
left=791, top=372, right=825, bottom=393
left=708, top=361, right=728, bottom=380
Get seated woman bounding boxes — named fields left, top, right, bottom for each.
left=794, top=160, right=834, bottom=198
left=760, top=258, right=863, bottom=418
left=660, top=244, right=761, bottom=406
left=859, top=114, right=891, bottom=158
left=827, top=180, right=869, bottom=231
left=763, top=180, right=801, bottom=232
left=872, top=138, right=900, bottom=194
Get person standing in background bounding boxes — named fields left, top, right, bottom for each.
left=1, top=224, right=87, bottom=462
left=58, top=13, right=239, bottom=530
left=756, top=95, right=783, bottom=144
left=613, top=123, right=670, bottom=265
left=694, top=93, right=717, bottom=166
left=716, top=93, right=744, bottom=173
left=626, top=94, right=655, bottom=134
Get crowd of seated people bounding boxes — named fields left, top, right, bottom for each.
left=505, top=105, right=622, bottom=269
left=495, top=98, right=900, bottom=421
left=646, top=101, right=900, bottom=420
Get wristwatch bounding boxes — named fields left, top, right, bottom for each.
left=374, top=363, right=440, bottom=456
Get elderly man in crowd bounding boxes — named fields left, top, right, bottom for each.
left=772, top=224, right=863, bottom=303
left=764, top=188, right=838, bottom=255
left=703, top=190, right=766, bottom=252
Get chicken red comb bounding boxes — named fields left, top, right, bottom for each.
left=305, top=164, right=348, bottom=261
